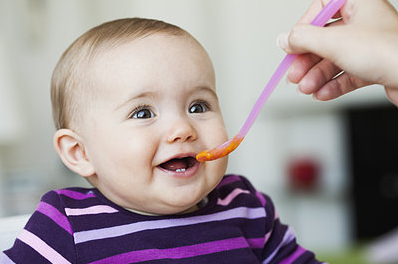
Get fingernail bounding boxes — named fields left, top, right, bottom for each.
left=296, top=86, right=302, bottom=95
left=312, top=93, right=320, bottom=101
left=285, top=76, right=293, bottom=86
left=277, top=32, right=290, bottom=51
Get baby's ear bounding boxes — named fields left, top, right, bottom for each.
left=53, top=129, right=95, bottom=178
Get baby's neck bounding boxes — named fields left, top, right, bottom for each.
left=125, top=196, right=208, bottom=216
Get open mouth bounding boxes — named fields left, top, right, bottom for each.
left=159, top=157, right=198, bottom=173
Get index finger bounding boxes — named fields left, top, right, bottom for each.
left=297, top=0, right=343, bottom=24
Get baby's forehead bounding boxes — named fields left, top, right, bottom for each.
left=103, top=33, right=204, bottom=57
left=86, top=33, right=216, bottom=91
left=92, top=33, right=214, bottom=77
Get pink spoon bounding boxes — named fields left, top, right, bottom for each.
left=196, top=0, right=347, bottom=162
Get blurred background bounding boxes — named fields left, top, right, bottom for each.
left=1, top=0, right=398, bottom=263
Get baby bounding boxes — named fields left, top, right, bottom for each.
left=1, top=18, right=323, bottom=263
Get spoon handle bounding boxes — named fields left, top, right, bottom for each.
left=238, top=0, right=346, bottom=138
left=196, top=0, right=347, bottom=162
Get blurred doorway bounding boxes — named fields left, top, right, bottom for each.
left=346, top=104, right=398, bottom=240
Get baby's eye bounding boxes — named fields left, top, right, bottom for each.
left=130, top=106, right=155, bottom=119
left=189, top=101, right=209, bottom=114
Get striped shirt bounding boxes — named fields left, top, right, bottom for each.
left=1, top=175, right=324, bottom=263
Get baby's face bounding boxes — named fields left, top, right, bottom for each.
left=78, top=34, right=228, bottom=214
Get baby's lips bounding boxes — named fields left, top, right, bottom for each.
left=160, top=157, right=196, bottom=171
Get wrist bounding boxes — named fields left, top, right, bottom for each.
left=385, top=86, right=398, bottom=108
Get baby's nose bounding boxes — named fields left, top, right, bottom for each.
left=166, top=117, right=198, bottom=143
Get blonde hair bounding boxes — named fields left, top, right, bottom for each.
left=51, top=18, right=190, bottom=130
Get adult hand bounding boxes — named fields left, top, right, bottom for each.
left=277, top=0, right=398, bottom=106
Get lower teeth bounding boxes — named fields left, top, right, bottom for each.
left=176, top=168, right=186, bottom=173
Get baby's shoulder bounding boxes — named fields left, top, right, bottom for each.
left=217, top=174, right=257, bottom=192
left=215, top=174, right=275, bottom=218
left=40, top=187, right=98, bottom=206
left=215, top=174, right=270, bottom=207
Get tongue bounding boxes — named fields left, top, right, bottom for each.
left=161, top=159, right=188, bottom=171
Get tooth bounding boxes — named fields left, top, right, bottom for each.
left=176, top=168, right=186, bottom=173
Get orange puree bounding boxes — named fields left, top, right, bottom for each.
left=196, top=136, right=244, bottom=162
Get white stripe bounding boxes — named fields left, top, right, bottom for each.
left=262, top=226, right=296, bottom=264
left=1, top=253, right=16, bottom=264
left=75, top=206, right=266, bottom=244
left=217, top=188, right=250, bottom=206
left=18, top=229, right=71, bottom=264
left=65, top=205, right=118, bottom=216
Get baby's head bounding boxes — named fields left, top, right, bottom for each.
left=51, top=18, right=229, bottom=215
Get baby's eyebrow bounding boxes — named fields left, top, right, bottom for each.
left=115, top=86, right=218, bottom=111
left=115, top=91, right=158, bottom=111
left=194, top=86, right=219, bottom=100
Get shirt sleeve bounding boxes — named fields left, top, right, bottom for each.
left=260, top=192, right=325, bottom=264
left=1, top=191, right=76, bottom=264
left=235, top=175, right=324, bottom=263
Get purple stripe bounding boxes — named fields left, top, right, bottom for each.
left=279, top=246, right=306, bottom=264
left=247, top=238, right=265, bottom=249
left=89, top=237, right=249, bottom=264
left=255, top=191, right=266, bottom=207
left=37, top=201, right=73, bottom=235
left=263, top=226, right=296, bottom=264
left=75, top=207, right=265, bottom=244
left=217, top=175, right=241, bottom=188
left=55, top=189, right=95, bottom=200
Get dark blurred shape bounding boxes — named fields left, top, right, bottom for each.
left=346, top=104, right=398, bottom=240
